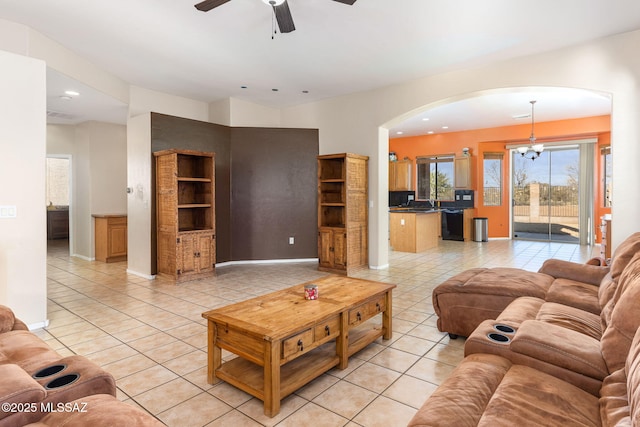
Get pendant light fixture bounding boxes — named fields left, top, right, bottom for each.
left=517, top=100, right=544, bottom=160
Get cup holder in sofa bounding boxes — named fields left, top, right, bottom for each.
left=33, top=364, right=67, bottom=379
left=487, top=333, right=510, bottom=344
left=45, top=373, right=80, bottom=390
left=493, top=324, right=516, bottom=334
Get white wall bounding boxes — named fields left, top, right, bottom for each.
left=0, top=50, right=47, bottom=327
left=126, top=113, right=153, bottom=278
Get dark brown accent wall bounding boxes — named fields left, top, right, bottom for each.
left=230, top=127, right=319, bottom=261
left=150, top=113, right=318, bottom=270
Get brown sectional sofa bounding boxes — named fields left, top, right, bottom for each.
left=432, top=232, right=640, bottom=338
left=408, top=232, right=640, bottom=425
left=0, top=305, right=161, bottom=426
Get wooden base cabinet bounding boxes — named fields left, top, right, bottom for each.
left=317, top=153, right=368, bottom=275
left=177, top=231, right=216, bottom=278
left=155, top=149, right=216, bottom=282
left=94, top=215, right=127, bottom=263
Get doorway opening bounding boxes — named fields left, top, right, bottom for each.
left=46, top=156, right=72, bottom=254
left=511, top=144, right=591, bottom=243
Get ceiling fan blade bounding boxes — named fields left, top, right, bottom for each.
left=332, top=0, right=357, bottom=4
left=194, top=0, right=231, bottom=12
left=274, top=0, right=295, bottom=33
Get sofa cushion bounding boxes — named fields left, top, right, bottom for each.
left=535, top=302, right=602, bottom=340
left=625, top=317, right=640, bottom=425
left=0, top=364, right=46, bottom=421
left=433, top=268, right=554, bottom=337
left=610, top=232, right=640, bottom=280
left=545, top=278, right=600, bottom=314
left=600, top=251, right=640, bottom=373
left=407, top=353, right=512, bottom=427
left=23, top=394, right=164, bottom=427
left=538, top=259, right=609, bottom=286
left=477, top=364, right=600, bottom=427
left=0, top=331, right=62, bottom=373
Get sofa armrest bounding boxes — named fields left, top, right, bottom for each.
left=0, top=305, right=17, bottom=333
left=538, top=259, right=609, bottom=286
left=510, top=320, right=608, bottom=380
left=0, top=364, right=46, bottom=421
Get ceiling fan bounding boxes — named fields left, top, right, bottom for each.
left=194, top=0, right=357, bottom=34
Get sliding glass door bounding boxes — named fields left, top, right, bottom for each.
left=512, top=146, right=580, bottom=242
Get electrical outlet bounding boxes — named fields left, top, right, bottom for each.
left=289, top=237, right=295, bottom=245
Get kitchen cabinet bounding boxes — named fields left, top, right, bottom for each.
left=389, top=160, right=412, bottom=191
left=317, top=153, right=368, bottom=274
left=47, top=209, right=69, bottom=240
left=389, top=211, right=439, bottom=252
left=94, top=214, right=127, bottom=262
left=155, top=149, right=216, bottom=282
left=454, top=156, right=473, bottom=189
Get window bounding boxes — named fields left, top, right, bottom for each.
left=483, top=152, right=503, bottom=206
left=602, top=146, right=612, bottom=207
left=416, top=155, right=454, bottom=200
left=46, top=158, right=70, bottom=206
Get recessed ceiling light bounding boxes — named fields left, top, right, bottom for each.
left=396, top=131, right=403, bottom=135
left=64, top=90, right=79, bottom=96
left=422, top=118, right=429, bottom=121
left=272, top=88, right=279, bottom=92
left=241, top=85, right=248, bottom=89
left=427, top=131, right=434, bottom=134
left=442, top=126, right=449, bottom=129
left=302, top=90, right=309, bottom=94
left=59, top=95, right=72, bottom=101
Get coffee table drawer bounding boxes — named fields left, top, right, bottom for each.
left=282, top=329, right=314, bottom=359
left=314, top=315, right=340, bottom=343
left=348, top=295, right=386, bottom=326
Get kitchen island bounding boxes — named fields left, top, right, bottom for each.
left=389, top=209, right=440, bottom=253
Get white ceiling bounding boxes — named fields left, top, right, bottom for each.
left=2, top=0, right=639, bottom=129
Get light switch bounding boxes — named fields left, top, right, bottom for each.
left=0, top=205, right=17, bottom=218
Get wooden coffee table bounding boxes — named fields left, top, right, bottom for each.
left=202, top=275, right=395, bottom=417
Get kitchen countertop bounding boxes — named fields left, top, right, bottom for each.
left=389, top=207, right=440, bottom=213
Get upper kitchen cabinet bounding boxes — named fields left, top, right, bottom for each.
left=389, top=159, right=413, bottom=191
left=454, top=156, right=475, bottom=189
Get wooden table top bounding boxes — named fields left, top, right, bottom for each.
left=202, top=275, right=396, bottom=341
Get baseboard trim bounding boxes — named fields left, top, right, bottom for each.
left=72, top=254, right=93, bottom=261
left=126, top=269, right=156, bottom=280
left=28, top=319, right=50, bottom=331
left=369, top=263, right=389, bottom=270
left=216, top=258, right=318, bottom=267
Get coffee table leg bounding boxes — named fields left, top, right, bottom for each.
left=207, top=321, right=222, bottom=384
left=383, top=291, right=392, bottom=340
left=338, top=311, right=349, bottom=369
left=263, top=341, right=281, bottom=417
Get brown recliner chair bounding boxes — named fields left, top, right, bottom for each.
left=0, top=305, right=116, bottom=426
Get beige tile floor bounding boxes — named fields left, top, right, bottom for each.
left=42, top=239, right=597, bottom=426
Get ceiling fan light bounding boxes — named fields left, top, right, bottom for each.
left=262, top=0, right=285, bottom=5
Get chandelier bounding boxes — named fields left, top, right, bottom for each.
left=517, top=100, right=544, bottom=160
